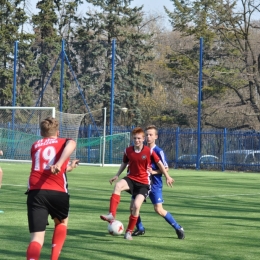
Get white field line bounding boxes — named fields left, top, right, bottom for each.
left=176, top=193, right=260, bottom=199
left=2, top=184, right=100, bottom=192
left=2, top=184, right=260, bottom=198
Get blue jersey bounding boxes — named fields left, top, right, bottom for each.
left=151, top=145, right=168, bottom=191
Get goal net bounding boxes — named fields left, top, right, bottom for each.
left=77, top=132, right=131, bottom=166
left=55, top=111, right=87, bottom=159
left=0, top=107, right=55, bottom=162
left=0, top=107, right=86, bottom=162
left=0, top=106, right=128, bottom=165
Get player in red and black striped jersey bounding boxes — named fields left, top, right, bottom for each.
left=100, top=127, right=174, bottom=240
left=26, top=117, right=76, bottom=260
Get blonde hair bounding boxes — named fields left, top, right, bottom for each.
left=145, top=125, right=158, bottom=135
left=40, top=117, right=59, bottom=137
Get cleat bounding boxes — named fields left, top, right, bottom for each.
left=176, top=226, right=185, bottom=239
left=132, top=229, right=145, bottom=236
left=124, top=231, right=133, bottom=240
left=100, top=213, right=114, bottom=222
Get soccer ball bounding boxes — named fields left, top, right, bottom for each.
left=108, top=220, right=124, bottom=236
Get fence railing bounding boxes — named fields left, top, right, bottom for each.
left=157, top=127, right=260, bottom=172
left=1, top=123, right=260, bottom=171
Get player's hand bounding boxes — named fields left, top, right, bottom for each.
left=50, top=165, right=61, bottom=175
left=148, top=167, right=161, bottom=175
left=0, top=150, right=3, bottom=156
left=109, top=175, right=118, bottom=185
left=166, top=176, right=174, bottom=187
left=147, top=167, right=153, bottom=174
left=71, top=159, right=80, bottom=169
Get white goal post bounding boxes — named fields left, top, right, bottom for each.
left=0, top=106, right=55, bottom=117
left=0, top=106, right=88, bottom=162
left=0, top=106, right=56, bottom=163
left=0, top=106, right=129, bottom=166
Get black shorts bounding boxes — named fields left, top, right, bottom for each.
left=27, top=190, right=70, bottom=233
left=123, top=177, right=151, bottom=199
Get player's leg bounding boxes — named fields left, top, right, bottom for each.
left=49, top=191, right=70, bottom=260
left=51, top=218, right=68, bottom=260
left=151, top=190, right=185, bottom=239
left=124, top=182, right=149, bottom=240
left=27, top=231, right=45, bottom=260
left=125, top=194, right=145, bottom=240
left=100, top=177, right=131, bottom=222
left=0, top=167, right=3, bottom=189
left=131, top=195, right=145, bottom=236
left=0, top=167, right=4, bottom=213
left=154, top=202, right=180, bottom=227
left=26, top=191, right=48, bottom=260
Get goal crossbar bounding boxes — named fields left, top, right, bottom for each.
left=0, top=107, right=55, bottom=118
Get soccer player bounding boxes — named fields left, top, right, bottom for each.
left=100, top=127, right=174, bottom=240
left=131, top=125, right=185, bottom=239
left=0, top=150, right=3, bottom=189
left=26, top=117, right=76, bottom=260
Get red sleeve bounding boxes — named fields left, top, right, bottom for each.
left=151, top=150, right=160, bottom=163
left=123, top=153, right=129, bottom=164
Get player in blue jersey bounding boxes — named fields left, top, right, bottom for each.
left=131, top=125, right=185, bottom=239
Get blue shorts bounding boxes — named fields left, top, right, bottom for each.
left=149, top=188, right=164, bottom=204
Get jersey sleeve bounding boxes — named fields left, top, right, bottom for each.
left=123, top=150, right=129, bottom=164
left=158, top=150, right=168, bottom=168
left=151, top=150, right=160, bottom=163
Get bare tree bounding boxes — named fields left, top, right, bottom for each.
left=165, top=0, right=260, bottom=130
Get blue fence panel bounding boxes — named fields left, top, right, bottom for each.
left=77, top=126, right=260, bottom=171
left=3, top=121, right=260, bottom=171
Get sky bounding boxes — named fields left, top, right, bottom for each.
left=27, top=0, right=174, bottom=31
left=28, top=0, right=174, bottom=14
left=131, top=0, right=174, bottom=14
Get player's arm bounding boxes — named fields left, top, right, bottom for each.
left=148, top=167, right=168, bottom=175
left=67, top=159, right=80, bottom=172
left=156, top=160, right=174, bottom=187
left=51, top=140, right=76, bottom=174
left=149, top=149, right=169, bottom=175
left=109, top=162, right=128, bottom=184
left=0, top=150, right=3, bottom=156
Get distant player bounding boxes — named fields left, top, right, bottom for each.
left=100, top=127, right=174, bottom=240
left=26, top=117, right=76, bottom=260
left=131, top=125, right=185, bottom=239
left=0, top=150, right=3, bottom=189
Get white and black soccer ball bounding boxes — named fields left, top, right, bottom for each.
left=108, top=220, right=124, bottom=236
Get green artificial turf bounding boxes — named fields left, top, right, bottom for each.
left=0, top=162, right=259, bottom=259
